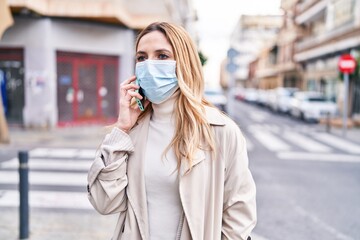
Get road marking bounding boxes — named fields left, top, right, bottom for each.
left=30, top=147, right=96, bottom=159
left=0, top=171, right=86, bottom=186
left=0, top=158, right=91, bottom=171
left=244, top=135, right=254, bottom=151
left=277, top=152, right=360, bottom=162
left=283, top=131, right=332, bottom=153
left=249, top=112, right=268, bottom=122
left=0, top=190, right=92, bottom=210
left=312, top=133, right=360, bottom=154
left=293, top=203, right=354, bottom=240
left=249, top=128, right=291, bottom=151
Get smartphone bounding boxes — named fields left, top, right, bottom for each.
left=135, top=78, right=145, bottom=111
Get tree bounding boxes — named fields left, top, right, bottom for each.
left=198, top=51, right=208, bottom=66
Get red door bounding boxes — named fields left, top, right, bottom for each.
left=57, top=52, right=119, bottom=126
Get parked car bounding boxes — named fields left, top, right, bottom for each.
left=290, top=91, right=338, bottom=122
left=269, top=87, right=298, bottom=113
left=256, top=89, right=269, bottom=106
left=204, top=87, right=227, bottom=112
left=243, top=88, right=258, bottom=103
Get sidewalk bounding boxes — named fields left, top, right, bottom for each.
left=1, top=125, right=107, bottom=151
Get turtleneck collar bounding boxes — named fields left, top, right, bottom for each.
left=151, top=90, right=179, bottom=123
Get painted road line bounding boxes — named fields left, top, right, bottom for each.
left=277, top=152, right=360, bottom=163
left=312, top=133, right=360, bottom=154
left=249, top=128, right=291, bottom=152
left=0, top=190, right=92, bottom=210
left=249, top=112, right=268, bottom=122
left=0, top=158, right=91, bottom=171
left=30, top=148, right=96, bottom=159
left=78, top=149, right=97, bottom=159
left=244, top=135, right=254, bottom=152
left=283, top=131, right=332, bottom=153
left=0, top=171, right=86, bottom=186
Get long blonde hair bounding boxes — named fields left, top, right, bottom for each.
left=135, top=22, right=216, bottom=170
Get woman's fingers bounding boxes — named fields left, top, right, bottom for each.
left=120, top=75, right=136, bottom=86
left=127, top=90, right=143, bottom=99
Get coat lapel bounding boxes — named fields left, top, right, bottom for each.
left=127, top=114, right=151, bottom=240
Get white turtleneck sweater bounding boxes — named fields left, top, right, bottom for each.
left=144, top=93, right=182, bottom=240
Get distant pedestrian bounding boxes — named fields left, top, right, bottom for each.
left=87, top=21, right=257, bottom=240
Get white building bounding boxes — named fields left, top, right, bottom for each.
left=0, top=0, right=197, bottom=128
left=227, top=15, right=283, bottom=87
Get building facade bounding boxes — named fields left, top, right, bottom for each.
left=294, top=0, right=360, bottom=116
left=226, top=15, right=283, bottom=88
left=0, top=0, right=197, bottom=128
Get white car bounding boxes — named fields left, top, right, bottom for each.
left=270, top=87, right=298, bottom=113
left=290, top=91, right=338, bottom=122
left=204, top=88, right=227, bottom=112
left=243, top=88, right=258, bottom=103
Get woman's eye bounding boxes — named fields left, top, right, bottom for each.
left=158, top=54, right=169, bottom=60
left=136, top=56, right=146, bottom=62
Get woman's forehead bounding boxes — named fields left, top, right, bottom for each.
left=137, top=31, right=173, bottom=52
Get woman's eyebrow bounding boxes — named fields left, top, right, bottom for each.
left=155, top=49, right=172, bottom=54
left=136, top=51, right=147, bottom=55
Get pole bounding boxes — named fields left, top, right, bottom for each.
left=342, top=73, right=349, bottom=137
left=19, top=151, right=29, bottom=239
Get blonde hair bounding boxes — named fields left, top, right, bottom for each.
left=135, top=22, right=216, bottom=171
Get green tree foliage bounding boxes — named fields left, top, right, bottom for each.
left=198, top=51, right=208, bottom=66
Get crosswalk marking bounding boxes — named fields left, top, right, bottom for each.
left=312, top=133, right=360, bottom=154
left=0, top=157, right=91, bottom=171
left=0, top=190, right=92, bottom=209
left=0, top=147, right=94, bottom=211
left=277, top=152, right=360, bottom=162
left=283, top=131, right=332, bottom=153
left=249, top=128, right=291, bottom=151
left=244, top=135, right=254, bottom=152
left=30, top=148, right=97, bottom=159
left=0, top=171, right=86, bottom=187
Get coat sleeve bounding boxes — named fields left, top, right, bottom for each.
left=87, top=127, right=134, bottom=215
left=221, top=124, right=257, bottom=240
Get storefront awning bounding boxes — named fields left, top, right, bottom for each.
left=8, top=0, right=171, bottom=30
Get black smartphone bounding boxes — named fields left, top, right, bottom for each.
left=135, top=78, right=145, bottom=111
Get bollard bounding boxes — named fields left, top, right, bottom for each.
left=18, top=151, right=29, bottom=240
left=326, top=112, right=331, bottom=133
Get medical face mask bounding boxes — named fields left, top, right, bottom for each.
left=135, top=60, right=179, bottom=104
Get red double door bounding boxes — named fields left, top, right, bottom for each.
left=57, top=52, right=119, bottom=126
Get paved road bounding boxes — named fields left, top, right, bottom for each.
left=0, top=101, right=359, bottom=239
left=231, top=100, right=360, bottom=240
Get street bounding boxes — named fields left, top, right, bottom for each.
left=0, top=101, right=360, bottom=239
left=231, top=99, right=360, bottom=240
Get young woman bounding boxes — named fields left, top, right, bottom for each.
left=87, top=22, right=257, bottom=240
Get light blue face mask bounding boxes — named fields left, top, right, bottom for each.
left=135, top=60, right=179, bottom=104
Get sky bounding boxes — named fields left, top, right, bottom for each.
left=193, top=0, right=282, bottom=86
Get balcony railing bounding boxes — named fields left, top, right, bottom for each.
left=296, top=0, right=319, bottom=15
left=295, top=21, right=356, bottom=52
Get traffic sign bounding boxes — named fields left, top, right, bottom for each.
left=226, top=61, right=238, bottom=74
left=227, top=48, right=240, bottom=59
left=338, top=54, right=357, bottom=74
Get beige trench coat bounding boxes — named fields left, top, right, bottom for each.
left=87, top=106, right=257, bottom=240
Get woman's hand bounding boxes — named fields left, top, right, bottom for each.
left=117, top=76, right=149, bottom=133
